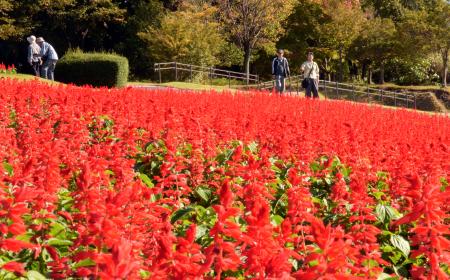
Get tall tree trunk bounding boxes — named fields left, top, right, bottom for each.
left=368, top=65, right=372, bottom=85
left=361, top=61, right=366, bottom=81
left=243, top=44, right=251, bottom=84
left=380, top=61, right=385, bottom=84
left=325, top=57, right=331, bottom=81
left=81, top=28, right=89, bottom=50
left=442, top=48, right=448, bottom=87
left=338, top=46, right=343, bottom=82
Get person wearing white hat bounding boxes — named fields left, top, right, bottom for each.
left=36, top=37, right=59, bottom=81
left=27, top=35, right=41, bottom=77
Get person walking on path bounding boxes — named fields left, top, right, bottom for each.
left=27, top=35, right=41, bottom=77
left=36, top=37, right=58, bottom=81
left=301, top=52, right=320, bottom=98
left=272, top=49, right=290, bottom=94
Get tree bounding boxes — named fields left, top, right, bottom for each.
left=218, top=0, right=294, bottom=80
left=349, top=17, right=398, bottom=84
left=279, top=0, right=329, bottom=70
left=398, top=1, right=450, bottom=86
left=361, top=0, right=405, bottom=20
left=138, top=3, right=225, bottom=66
left=0, top=0, right=15, bottom=39
left=427, top=2, right=450, bottom=87
left=115, top=0, right=164, bottom=78
left=33, top=0, right=126, bottom=50
left=319, top=0, right=365, bottom=82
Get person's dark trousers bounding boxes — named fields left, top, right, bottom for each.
left=305, top=78, right=319, bottom=98
left=31, top=62, right=41, bottom=77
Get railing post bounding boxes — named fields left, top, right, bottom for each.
left=228, top=72, right=231, bottom=88
left=352, top=84, right=355, bottom=101
left=158, top=64, right=162, bottom=84
left=394, top=92, right=397, bottom=106
left=380, top=89, right=383, bottom=103
left=367, top=85, right=370, bottom=103
left=174, top=62, right=178, bottom=81
left=414, top=94, right=417, bottom=110
left=190, top=65, right=193, bottom=82
left=335, top=81, right=338, bottom=98
left=210, top=67, right=213, bottom=86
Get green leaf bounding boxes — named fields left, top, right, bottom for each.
left=170, top=207, right=195, bottom=223
left=247, top=142, right=258, bottom=153
left=49, top=222, right=66, bottom=238
left=2, top=161, right=13, bottom=176
left=195, top=225, right=208, bottom=240
left=390, top=235, right=410, bottom=257
left=47, top=238, right=73, bottom=246
left=376, top=204, right=386, bottom=222
left=372, top=191, right=384, bottom=200
left=140, top=269, right=151, bottom=279
left=195, top=187, right=211, bottom=203
left=72, top=258, right=96, bottom=269
left=27, top=270, right=48, bottom=280
left=377, top=272, right=398, bottom=280
left=139, top=173, right=154, bottom=188
left=385, top=205, right=401, bottom=220
left=271, top=215, right=284, bottom=226
left=16, top=232, right=33, bottom=242
left=308, top=259, right=319, bottom=267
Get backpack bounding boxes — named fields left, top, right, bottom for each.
left=276, top=58, right=285, bottom=75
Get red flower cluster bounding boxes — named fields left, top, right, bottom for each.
left=0, top=78, right=448, bottom=279
left=0, top=64, right=16, bottom=74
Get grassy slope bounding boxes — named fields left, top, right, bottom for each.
left=364, top=82, right=450, bottom=93
left=0, top=72, right=59, bottom=84
left=129, top=81, right=236, bottom=92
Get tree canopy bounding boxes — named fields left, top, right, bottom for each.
left=0, top=0, right=449, bottom=85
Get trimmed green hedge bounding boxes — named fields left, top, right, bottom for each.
left=57, top=50, right=129, bottom=87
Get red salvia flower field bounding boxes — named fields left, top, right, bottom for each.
left=0, top=78, right=448, bottom=279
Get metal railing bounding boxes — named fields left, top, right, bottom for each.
left=153, top=62, right=417, bottom=110
left=154, top=62, right=259, bottom=86
left=255, top=75, right=417, bottom=110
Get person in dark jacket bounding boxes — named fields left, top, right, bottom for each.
left=272, top=49, right=290, bottom=94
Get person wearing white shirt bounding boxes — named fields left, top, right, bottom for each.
left=301, top=52, right=320, bottom=98
left=26, top=35, right=41, bottom=77
left=36, top=37, right=59, bottom=81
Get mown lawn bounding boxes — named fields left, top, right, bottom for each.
left=0, top=72, right=59, bottom=84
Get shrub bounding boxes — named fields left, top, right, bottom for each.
left=57, top=50, right=129, bottom=87
left=383, top=58, right=438, bottom=85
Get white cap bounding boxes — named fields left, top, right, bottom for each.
left=27, top=35, right=36, bottom=43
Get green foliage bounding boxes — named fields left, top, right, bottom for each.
left=57, top=50, right=129, bottom=87
left=218, top=0, right=296, bottom=75
left=319, top=0, right=366, bottom=81
left=350, top=17, right=398, bottom=63
left=362, top=0, right=405, bottom=21
left=384, top=58, right=437, bottom=85
left=139, top=3, right=225, bottom=67
left=0, top=0, right=16, bottom=39
left=279, top=0, right=329, bottom=70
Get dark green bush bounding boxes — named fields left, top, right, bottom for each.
left=57, top=50, right=129, bottom=87
left=383, top=58, right=439, bottom=85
